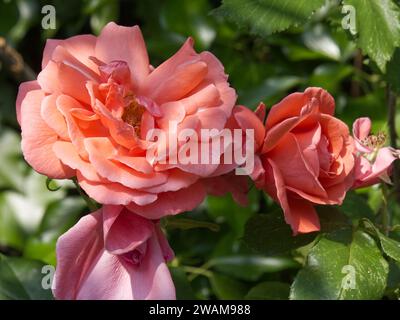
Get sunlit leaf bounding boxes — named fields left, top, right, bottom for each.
left=290, top=228, right=388, bottom=300
left=343, top=0, right=400, bottom=71
left=214, top=0, right=326, bottom=36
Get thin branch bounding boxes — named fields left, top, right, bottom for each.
left=387, top=86, right=400, bottom=203
left=351, top=48, right=363, bottom=97
left=0, top=37, right=36, bottom=82
left=381, top=184, right=390, bottom=236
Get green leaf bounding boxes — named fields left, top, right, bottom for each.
left=210, top=273, right=249, bottom=300
left=243, top=207, right=348, bottom=256
left=213, top=0, right=325, bottom=36
left=170, top=267, right=196, bottom=300
left=23, top=239, right=57, bottom=266
left=245, top=281, right=290, bottom=300
left=207, top=189, right=259, bottom=236
left=0, top=193, right=26, bottom=250
left=0, top=0, right=18, bottom=38
left=386, top=47, right=400, bottom=94
left=0, top=130, right=25, bottom=191
left=8, top=0, right=38, bottom=44
left=0, top=254, right=53, bottom=300
left=38, top=197, right=85, bottom=241
left=164, top=217, right=220, bottom=232
left=161, top=0, right=216, bottom=49
left=338, top=191, right=375, bottom=221
left=302, top=24, right=341, bottom=60
left=360, top=219, right=400, bottom=262
left=88, top=0, right=119, bottom=35
left=387, top=260, right=400, bottom=289
left=243, top=211, right=315, bottom=256
left=290, top=228, right=388, bottom=300
left=239, top=76, right=303, bottom=108
left=22, top=197, right=85, bottom=265
left=209, top=255, right=299, bottom=281
left=343, top=0, right=400, bottom=71
left=308, top=63, right=353, bottom=95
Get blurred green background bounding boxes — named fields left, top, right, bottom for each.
left=0, top=0, right=400, bottom=300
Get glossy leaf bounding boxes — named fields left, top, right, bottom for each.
left=0, top=254, right=53, bottom=300
left=343, top=0, right=400, bottom=71
left=360, top=219, right=400, bottom=262
left=290, top=228, right=388, bottom=300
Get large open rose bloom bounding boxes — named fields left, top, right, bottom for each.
left=54, top=205, right=175, bottom=300
left=16, top=22, right=250, bottom=219
left=253, top=88, right=356, bottom=234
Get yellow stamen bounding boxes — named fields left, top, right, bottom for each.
left=361, top=131, right=386, bottom=149
left=122, top=98, right=145, bottom=136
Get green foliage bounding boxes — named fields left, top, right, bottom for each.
left=360, top=219, right=400, bottom=262
left=213, top=0, right=326, bottom=36
left=243, top=207, right=349, bottom=256
left=343, top=0, right=400, bottom=71
left=245, top=281, right=290, bottom=300
left=243, top=211, right=316, bottom=256
left=386, top=48, right=400, bottom=94
left=0, top=253, right=53, bottom=300
left=338, top=191, right=375, bottom=221
left=290, top=228, right=389, bottom=300
left=210, top=273, right=250, bottom=299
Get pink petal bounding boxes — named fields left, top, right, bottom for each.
left=352, top=117, right=373, bottom=153
left=84, top=137, right=168, bottom=189
left=103, top=205, right=153, bottom=255
left=265, top=87, right=333, bottom=131
left=130, top=233, right=176, bottom=300
left=155, top=225, right=175, bottom=262
left=255, top=102, right=266, bottom=121
left=77, top=172, right=158, bottom=206
left=41, top=94, right=69, bottom=140
left=268, top=133, right=327, bottom=200
left=16, top=80, right=40, bottom=125
left=95, top=22, right=149, bottom=88
left=128, top=181, right=206, bottom=219
left=54, top=209, right=104, bottom=299
left=150, top=61, right=208, bottom=104
left=42, top=34, right=97, bottom=70
left=20, top=90, right=74, bottom=179
left=267, top=159, right=320, bottom=235
left=232, top=105, right=265, bottom=151
left=263, top=100, right=319, bottom=153
left=354, top=147, right=397, bottom=188
left=38, top=60, right=92, bottom=105
left=141, top=38, right=197, bottom=95
left=53, top=141, right=98, bottom=181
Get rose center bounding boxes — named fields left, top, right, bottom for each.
left=122, top=96, right=145, bottom=136
left=361, top=131, right=386, bottom=149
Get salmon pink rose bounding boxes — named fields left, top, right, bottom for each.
left=54, top=205, right=175, bottom=300
left=254, top=88, right=355, bottom=234
left=16, top=22, right=246, bottom=218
